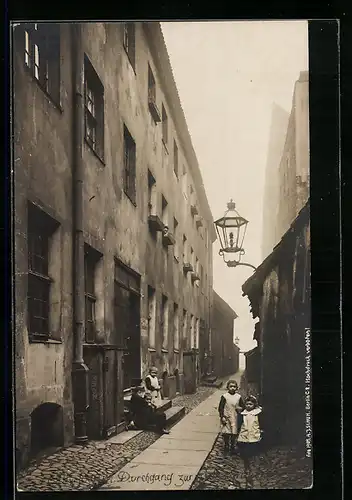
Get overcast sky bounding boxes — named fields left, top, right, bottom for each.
left=162, top=21, right=308, bottom=351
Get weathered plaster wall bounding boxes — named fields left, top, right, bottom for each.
left=211, top=292, right=238, bottom=378
left=14, top=23, right=75, bottom=467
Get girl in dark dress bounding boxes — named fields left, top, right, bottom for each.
left=130, top=386, right=170, bottom=434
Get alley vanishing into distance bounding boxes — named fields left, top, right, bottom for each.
left=17, top=372, right=312, bottom=491
left=13, top=22, right=313, bottom=492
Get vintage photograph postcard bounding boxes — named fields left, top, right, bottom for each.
left=13, top=20, right=314, bottom=491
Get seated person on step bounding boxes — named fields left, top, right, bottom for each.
left=130, top=385, right=170, bottom=434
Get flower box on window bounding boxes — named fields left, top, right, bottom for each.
left=191, top=271, right=200, bottom=283
left=196, top=217, right=203, bottom=228
left=162, top=227, right=176, bottom=246
left=148, top=89, right=161, bottom=123
left=191, top=205, right=199, bottom=216
left=183, top=262, right=193, bottom=274
left=148, top=214, right=164, bottom=232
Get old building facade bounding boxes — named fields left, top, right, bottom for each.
left=261, top=71, right=309, bottom=260
left=242, top=201, right=310, bottom=449
left=210, top=291, right=239, bottom=378
left=245, top=71, right=310, bottom=448
left=13, top=22, right=216, bottom=469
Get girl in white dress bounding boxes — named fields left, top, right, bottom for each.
left=218, top=380, right=244, bottom=456
left=144, top=366, right=163, bottom=405
left=237, top=395, right=263, bottom=459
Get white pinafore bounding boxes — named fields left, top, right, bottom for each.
left=221, top=392, right=242, bottom=435
left=145, top=374, right=162, bottom=405
left=237, top=407, right=262, bottom=443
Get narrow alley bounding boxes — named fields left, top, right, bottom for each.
left=13, top=21, right=315, bottom=493
left=17, top=373, right=312, bottom=491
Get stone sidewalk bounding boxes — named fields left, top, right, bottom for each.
left=99, top=372, right=242, bottom=491
left=16, top=383, right=223, bottom=491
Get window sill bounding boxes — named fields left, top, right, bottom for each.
left=161, top=348, right=168, bottom=353
left=148, top=347, right=156, bottom=352
left=173, top=349, right=180, bottom=354
left=124, top=190, right=137, bottom=207
left=174, top=255, right=180, bottom=263
left=29, top=338, right=62, bottom=345
left=25, top=67, right=63, bottom=113
left=84, top=138, right=105, bottom=166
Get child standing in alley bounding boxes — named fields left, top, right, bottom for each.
left=145, top=366, right=163, bottom=406
left=218, top=380, right=244, bottom=456
left=237, top=395, right=263, bottom=460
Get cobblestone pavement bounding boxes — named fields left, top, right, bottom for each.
left=191, top=435, right=313, bottom=490
left=16, top=385, right=219, bottom=492
left=172, top=386, right=218, bottom=415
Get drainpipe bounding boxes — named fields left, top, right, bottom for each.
left=71, top=22, right=89, bottom=445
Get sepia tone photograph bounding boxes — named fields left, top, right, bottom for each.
left=13, top=20, right=312, bottom=491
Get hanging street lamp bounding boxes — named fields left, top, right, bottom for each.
left=214, top=199, right=257, bottom=271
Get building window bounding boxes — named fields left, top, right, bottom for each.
left=161, top=195, right=168, bottom=228
left=27, top=203, right=58, bottom=342
left=148, top=170, right=157, bottom=215
left=162, top=104, right=168, bottom=146
left=173, top=303, right=179, bottom=350
left=84, top=55, right=104, bottom=160
left=147, top=63, right=161, bottom=123
left=173, top=140, right=178, bottom=178
left=183, top=235, right=188, bottom=263
left=195, top=257, right=200, bottom=286
left=147, top=286, right=156, bottom=348
left=84, top=245, right=101, bottom=343
left=195, top=318, right=200, bottom=349
left=148, top=64, right=156, bottom=103
left=21, top=23, right=60, bottom=105
left=123, top=125, right=137, bottom=205
left=173, top=218, right=179, bottom=261
left=182, top=309, right=187, bottom=340
left=190, top=247, right=194, bottom=269
left=123, top=22, right=135, bottom=70
left=190, top=314, right=195, bottom=349
left=161, top=294, right=168, bottom=350
left=201, top=264, right=204, bottom=293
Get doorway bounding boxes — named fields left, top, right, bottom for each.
left=114, top=260, right=141, bottom=390
left=30, top=403, right=64, bottom=458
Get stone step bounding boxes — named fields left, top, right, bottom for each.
left=165, top=405, right=185, bottom=427
left=124, top=396, right=172, bottom=414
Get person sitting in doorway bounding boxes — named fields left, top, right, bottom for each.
left=130, top=385, right=170, bottom=434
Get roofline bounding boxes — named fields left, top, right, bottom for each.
left=213, top=289, right=238, bottom=319
left=143, top=22, right=217, bottom=243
